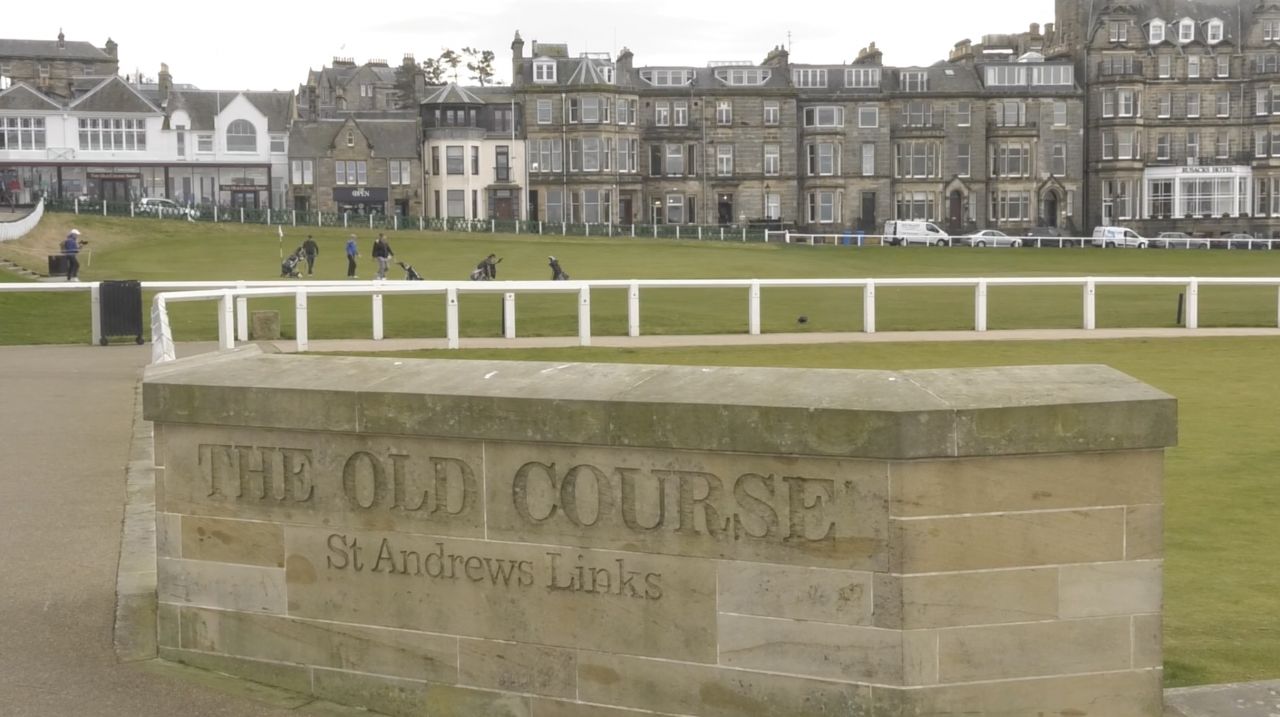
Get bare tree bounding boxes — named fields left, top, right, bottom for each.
left=439, top=49, right=462, bottom=84
left=462, top=47, right=498, bottom=86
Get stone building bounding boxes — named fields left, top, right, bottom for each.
left=287, top=116, right=422, bottom=216
left=298, top=57, right=422, bottom=119
left=0, top=31, right=118, bottom=100
left=420, top=84, right=524, bottom=221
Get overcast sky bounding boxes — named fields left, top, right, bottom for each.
left=15, top=0, right=1055, bottom=91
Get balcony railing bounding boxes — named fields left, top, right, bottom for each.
left=1097, top=60, right=1145, bottom=79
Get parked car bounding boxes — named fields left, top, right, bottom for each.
left=1225, top=233, right=1272, bottom=250
left=883, top=220, right=950, bottom=246
left=956, top=229, right=1021, bottom=248
left=1091, top=226, right=1148, bottom=248
left=136, top=197, right=199, bottom=220
left=1151, top=231, right=1208, bottom=249
left=1021, top=226, right=1078, bottom=248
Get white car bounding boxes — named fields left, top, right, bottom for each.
left=958, top=230, right=1022, bottom=248
left=1091, top=226, right=1148, bottom=248
left=136, top=197, right=199, bottom=220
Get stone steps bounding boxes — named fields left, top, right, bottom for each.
left=0, top=258, right=44, bottom=279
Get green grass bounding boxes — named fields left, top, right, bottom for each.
left=3, top=214, right=1280, bottom=346
left=362, top=337, right=1280, bottom=689
left=5, top=215, right=1280, bottom=687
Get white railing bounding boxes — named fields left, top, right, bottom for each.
left=764, top=230, right=1280, bottom=250
left=5, top=276, right=1280, bottom=364
left=0, top=198, right=45, bottom=242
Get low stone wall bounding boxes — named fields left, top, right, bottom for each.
left=143, top=347, right=1175, bottom=717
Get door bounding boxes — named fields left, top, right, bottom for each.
left=293, top=196, right=309, bottom=212
left=528, top=190, right=539, bottom=222
left=231, top=191, right=260, bottom=209
left=102, top=179, right=129, bottom=203
left=492, top=190, right=515, bottom=220
left=1102, top=201, right=1113, bottom=226
left=717, top=194, right=734, bottom=225
left=860, top=192, right=876, bottom=232
left=1044, top=193, right=1059, bottom=227
left=948, top=191, right=963, bottom=233
left=619, top=196, right=633, bottom=225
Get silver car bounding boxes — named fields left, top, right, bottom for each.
left=957, top=229, right=1022, bottom=248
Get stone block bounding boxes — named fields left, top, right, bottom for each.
left=160, top=647, right=313, bottom=695
left=529, top=698, right=678, bottom=716
left=250, top=310, right=281, bottom=341
left=181, top=516, right=285, bottom=568
left=717, top=613, right=901, bottom=683
left=890, top=450, right=1163, bottom=517
left=891, top=508, right=1125, bottom=574
left=311, top=668, right=530, bottom=717
left=1126, top=504, right=1164, bottom=560
left=179, top=607, right=458, bottom=683
left=717, top=563, right=874, bottom=626
left=156, top=512, right=181, bottom=559
left=1059, top=561, right=1162, bottom=619
left=283, top=526, right=717, bottom=662
left=156, top=602, right=180, bottom=649
left=873, top=669, right=1164, bottom=716
left=458, top=639, right=575, bottom=699
left=483, top=442, right=888, bottom=571
left=1133, top=613, right=1163, bottom=669
left=157, top=558, right=286, bottom=614
left=887, top=568, right=1059, bottom=629
left=158, top=425, right=485, bottom=539
left=576, top=652, right=872, bottom=717
left=936, top=617, right=1132, bottom=683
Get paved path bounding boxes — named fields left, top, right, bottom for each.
left=1, top=340, right=1278, bottom=716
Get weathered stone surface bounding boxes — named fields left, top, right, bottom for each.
left=484, top=442, right=888, bottom=570
left=158, top=558, right=285, bottom=614
left=160, top=647, right=313, bottom=695
left=1059, top=561, right=1162, bottom=619
left=1126, top=503, right=1164, bottom=560
left=283, top=526, right=717, bottom=662
left=181, top=516, right=285, bottom=568
left=1133, top=613, right=1163, bottom=669
left=890, top=450, right=1163, bottom=517
left=156, top=602, right=180, bottom=649
left=311, top=668, right=530, bottom=717
left=718, top=613, right=901, bottom=683
left=156, top=512, right=181, bottom=559
left=529, top=698, right=679, bottom=716
left=937, top=616, right=1133, bottom=683
left=179, top=607, right=458, bottom=683
left=874, top=669, right=1164, bottom=716
left=717, top=563, right=874, bottom=625
left=887, top=568, right=1059, bottom=629
left=160, top=425, right=485, bottom=539
left=891, top=508, right=1126, bottom=574
left=576, top=652, right=872, bottom=717
left=458, top=639, right=575, bottom=699
left=250, top=310, right=281, bottom=341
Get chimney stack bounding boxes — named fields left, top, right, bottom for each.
left=158, top=63, right=172, bottom=104
left=511, top=31, right=526, bottom=89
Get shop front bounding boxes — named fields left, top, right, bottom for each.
left=1143, top=166, right=1251, bottom=220
left=334, top=187, right=388, bottom=215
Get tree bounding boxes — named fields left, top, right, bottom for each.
left=462, top=47, right=498, bottom=86
left=392, top=63, right=419, bottom=108
left=438, top=49, right=462, bottom=84
left=421, top=57, right=446, bottom=86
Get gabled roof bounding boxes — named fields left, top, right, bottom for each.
left=0, top=82, right=62, bottom=111
left=288, top=117, right=419, bottom=158
left=168, top=89, right=294, bottom=131
left=70, top=76, right=160, bottom=113
left=0, top=38, right=112, bottom=62
left=566, top=60, right=611, bottom=86
left=423, top=83, right=484, bottom=105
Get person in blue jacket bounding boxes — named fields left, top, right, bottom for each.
left=345, top=234, right=359, bottom=278
left=62, top=229, right=86, bottom=281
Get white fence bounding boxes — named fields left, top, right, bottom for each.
left=765, top=230, right=1280, bottom=250
left=4, top=276, right=1280, bottom=364
left=0, top=199, right=45, bottom=242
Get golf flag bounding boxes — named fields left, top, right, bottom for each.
left=277, top=225, right=284, bottom=259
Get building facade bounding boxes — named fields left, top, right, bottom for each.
left=0, top=32, right=118, bottom=100
left=288, top=116, right=422, bottom=216
left=420, top=84, right=525, bottom=221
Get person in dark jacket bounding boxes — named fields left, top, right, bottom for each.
left=476, top=253, right=502, bottom=280
left=548, top=255, right=569, bottom=280
left=301, top=236, right=319, bottom=275
left=372, top=234, right=393, bottom=279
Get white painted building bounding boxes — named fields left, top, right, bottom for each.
left=421, top=84, right=526, bottom=221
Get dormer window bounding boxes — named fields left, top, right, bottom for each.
left=600, top=65, right=615, bottom=84
left=1150, top=20, right=1165, bottom=44
left=1266, top=20, right=1280, bottom=42
left=1109, top=21, right=1128, bottom=43
left=533, top=60, right=556, bottom=83
left=901, top=71, right=928, bottom=92
left=1207, top=19, right=1223, bottom=44
left=1179, top=19, right=1195, bottom=43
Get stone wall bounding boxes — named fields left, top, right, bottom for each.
left=144, top=347, right=1175, bottom=717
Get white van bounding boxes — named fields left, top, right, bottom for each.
left=1091, top=226, right=1148, bottom=248
left=883, top=220, right=951, bottom=246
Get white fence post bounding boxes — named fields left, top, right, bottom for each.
left=291, top=210, right=297, bottom=227
left=503, top=292, right=516, bottom=339
left=102, top=201, right=107, bottom=217
left=628, top=282, right=640, bottom=337
left=235, top=281, right=248, bottom=342
left=74, top=198, right=80, bottom=214
left=372, top=293, right=384, bottom=341
left=218, top=291, right=235, bottom=350
left=577, top=285, right=592, bottom=346
left=344, top=212, right=349, bottom=228
left=369, top=214, right=374, bottom=230
left=863, top=281, right=877, bottom=333
left=90, top=284, right=102, bottom=346
left=975, top=280, right=988, bottom=332
left=446, top=286, right=460, bottom=349
left=239, top=207, right=245, bottom=223
left=1083, top=279, right=1097, bottom=330
left=294, top=288, right=309, bottom=352
left=1185, top=279, right=1199, bottom=329
left=213, top=205, right=219, bottom=223
left=749, top=281, right=761, bottom=336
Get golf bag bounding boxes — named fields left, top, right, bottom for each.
left=280, top=250, right=303, bottom=278
left=397, top=261, right=423, bottom=281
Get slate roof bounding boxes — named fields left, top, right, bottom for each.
left=288, top=118, right=419, bottom=158
left=0, top=38, right=112, bottom=61
left=423, top=83, right=485, bottom=105
left=70, top=76, right=160, bottom=113
left=0, top=82, right=62, bottom=111
left=168, top=89, right=294, bottom=131
left=1107, top=0, right=1259, bottom=44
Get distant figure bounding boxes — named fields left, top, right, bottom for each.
left=61, top=229, right=86, bottom=281
left=281, top=247, right=304, bottom=278
left=548, top=255, right=569, bottom=280
left=345, top=234, right=359, bottom=278
left=476, top=253, right=502, bottom=280
left=372, top=234, right=393, bottom=280
left=301, top=235, right=319, bottom=275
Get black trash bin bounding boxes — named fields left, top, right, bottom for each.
left=47, top=254, right=70, bottom=277
left=99, top=280, right=144, bottom=345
